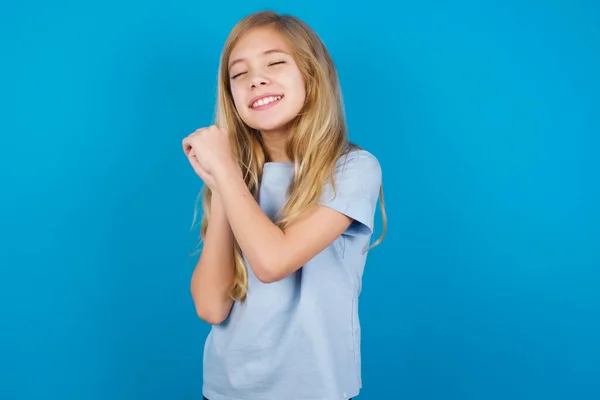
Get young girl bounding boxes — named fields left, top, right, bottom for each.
left=182, top=10, right=386, bottom=400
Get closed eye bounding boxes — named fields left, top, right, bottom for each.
left=230, top=60, right=285, bottom=79
left=231, top=71, right=246, bottom=80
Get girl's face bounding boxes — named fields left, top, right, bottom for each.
left=228, top=26, right=306, bottom=133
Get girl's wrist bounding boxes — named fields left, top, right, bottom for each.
left=214, top=159, right=243, bottom=190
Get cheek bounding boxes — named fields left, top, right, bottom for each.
left=290, top=72, right=306, bottom=103
left=230, top=86, right=247, bottom=113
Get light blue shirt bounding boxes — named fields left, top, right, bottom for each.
left=202, top=148, right=382, bottom=400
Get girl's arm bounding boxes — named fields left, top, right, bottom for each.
left=190, top=191, right=235, bottom=324
left=214, top=164, right=355, bottom=283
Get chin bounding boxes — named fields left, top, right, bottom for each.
left=245, top=115, right=296, bottom=133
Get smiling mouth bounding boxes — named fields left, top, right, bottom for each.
left=250, top=95, right=283, bottom=110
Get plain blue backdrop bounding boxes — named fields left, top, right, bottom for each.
left=1, top=1, right=598, bottom=399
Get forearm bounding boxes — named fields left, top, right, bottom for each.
left=190, top=191, right=235, bottom=324
left=215, top=164, right=286, bottom=283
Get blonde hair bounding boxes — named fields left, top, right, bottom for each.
left=193, top=11, right=387, bottom=301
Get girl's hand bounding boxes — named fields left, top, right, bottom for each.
left=184, top=146, right=217, bottom=191
left=182, top=125, right=233, bottom=176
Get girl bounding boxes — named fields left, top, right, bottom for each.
left=182, top=10, right=386, bottom=400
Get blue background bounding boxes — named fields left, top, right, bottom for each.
left=1, top=1, right=598, bottom=399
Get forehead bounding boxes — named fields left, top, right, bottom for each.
left=229, top=26, right=291, bottom=62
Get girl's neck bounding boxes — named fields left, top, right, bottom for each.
left=261, top=128, right=290, bottom=162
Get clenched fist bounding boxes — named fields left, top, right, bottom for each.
left=182, top=125, right=234, bottom=190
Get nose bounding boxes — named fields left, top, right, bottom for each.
left=249, top=72, right=269, bottom=88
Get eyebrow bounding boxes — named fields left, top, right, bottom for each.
left=228, top=49, right=289, bottom=70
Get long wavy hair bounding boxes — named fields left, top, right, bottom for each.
left=193, top=11, right=387, bottom=301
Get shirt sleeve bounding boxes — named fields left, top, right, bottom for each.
left=317, top=149, right=382, bottom=236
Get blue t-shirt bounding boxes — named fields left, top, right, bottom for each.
left=202, top=148, right=382, bottom=400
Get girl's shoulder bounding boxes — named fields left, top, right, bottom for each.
left=336, top=143, right=382, bottom=174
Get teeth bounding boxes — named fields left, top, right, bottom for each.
left=252, top=96, right=282, bottom=108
